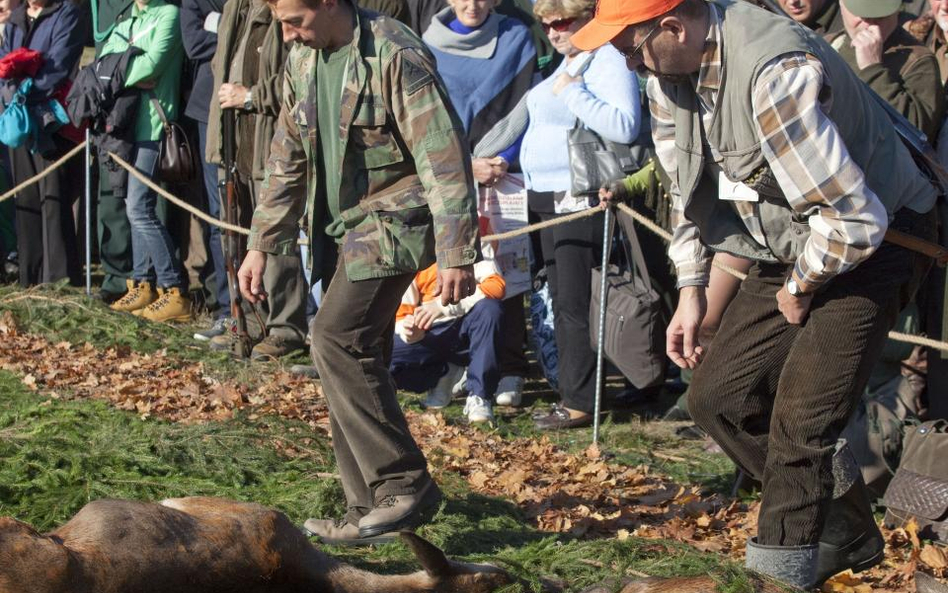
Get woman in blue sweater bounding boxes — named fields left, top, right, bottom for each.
left=422, top=0, right=539, bottom=418
left=0, top=0, right=87, bottom=286
left=523, top=0, right=641, bottom=430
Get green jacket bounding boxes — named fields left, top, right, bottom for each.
left=247, top=7, right=480, bottom=283
left=206, top=0, right=289, bottom=180
left=99, top=0, right=184, bottom=142
left=828, top=26, right=945, bottom=141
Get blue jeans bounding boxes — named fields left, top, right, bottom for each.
left=197, top=122, right=228, bottom=316
left=125, top=141, right=184, bottom=288
left=390, top=298, right=504, bottom=398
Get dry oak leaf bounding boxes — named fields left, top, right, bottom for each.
left=920, top=545, right=948, bottom=570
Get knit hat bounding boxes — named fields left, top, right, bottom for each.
left=571, top=0, right=686, bottom=50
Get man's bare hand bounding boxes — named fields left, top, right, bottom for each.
left=776, top=284, right=813, bottom=325
left=237, top=250, right=268, bottom=304
left=667, top=286, right=707, bottom=370
left=852, top=25, right=884, bottom=69
left=434, top=265, right=475, bottom=306
left=219, top=83, right=250, bottom=109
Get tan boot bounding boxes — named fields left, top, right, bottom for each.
left=110, top=279, right=157, bottom=313
left=139, top=287, right=192, bottom=323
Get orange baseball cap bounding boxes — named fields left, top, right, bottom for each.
left=571, top=0, right=685, bottom=50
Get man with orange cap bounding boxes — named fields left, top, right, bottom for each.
left=578, top=0, right=938, bottom=589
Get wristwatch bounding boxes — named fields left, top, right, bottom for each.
left=786, top=278, right=805, bottom=297
left=242, top=90, right=253, bottom=111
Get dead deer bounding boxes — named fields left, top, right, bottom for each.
left=0, top=497, right=523, bottom=593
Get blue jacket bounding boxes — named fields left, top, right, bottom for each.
left=180, top=0, right=225, bottom=123
left=0, top=1, right=89, bottom=103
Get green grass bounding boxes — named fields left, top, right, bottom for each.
left=0, top=284, right=754, bottom=591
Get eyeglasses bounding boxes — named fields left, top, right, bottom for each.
left=541, top=17, right=577, bottom=33
left=617, top=23, right=659, bottom=60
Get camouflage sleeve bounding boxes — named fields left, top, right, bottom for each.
left=247, top=66, right=307, bottom=256
left=384, top=46, right=480, bottom=269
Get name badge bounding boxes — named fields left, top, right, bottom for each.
left=718, top=171, right=760, bottom=202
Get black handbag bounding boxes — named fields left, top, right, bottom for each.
left=883, top=420, right=948, bottom=542
left=567, top=121, right=639, bottom=197
left=589, top=213, right=665, bottom=389
left=150, top=97, right=196, bottom=184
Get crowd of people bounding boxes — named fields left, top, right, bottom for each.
left=1, top=0, right=948, bottom=588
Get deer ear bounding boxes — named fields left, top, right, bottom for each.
left=400, top=532, right=453, bottom=578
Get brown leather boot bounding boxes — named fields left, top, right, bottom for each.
left=110, top=279, right=157, bottom=313
left=138, top=287, right=192, bottom=323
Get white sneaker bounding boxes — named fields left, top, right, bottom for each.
left=451, top=366, right=467, bottom=397
left=495, top=376, right=524, bottom=407
left=463, top=394, right=494, bottom=424
left=424, top=363, right=466, bottom=409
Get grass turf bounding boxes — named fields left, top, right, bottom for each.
left=0, top=283, right=756, bottom=591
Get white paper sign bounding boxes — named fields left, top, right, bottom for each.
left=478, top=174, right=532, bottom=298
left=718, top=170, right=760, bottom=202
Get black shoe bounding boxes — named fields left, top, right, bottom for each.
left=358, top=480, right=442, bottom=538
left=93, top=289, right=125, bottom=304
left=815, top=442, right=885, bottom=585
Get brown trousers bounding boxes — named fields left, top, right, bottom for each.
left=689, top=207, right=934, bottom=547
left=309, top=260, right=432, bottom=525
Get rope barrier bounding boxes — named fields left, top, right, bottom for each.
left=616, top=202, right=948, bottom=351
left=0, top=142, right=85, bottom=204
left=4, top=138, right=940, bottom=351
left=107, top=151, right=250, bottom=236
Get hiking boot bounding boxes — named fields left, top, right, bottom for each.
left=209, top=333, right=234, bottom=352
left=495, top=375, right=524, bottom=407
left=358, top=480, right=442, bottom=539
left=289, top=364, right=320, bottom=379
left=424, top=363, right=465, bottom=409
left=815, top=441, right=885, bottom=585
left=251, top=334, right=305, bottom=360
left=138, top=287, right=192, bottom=323
left=463, top=394, right=494, bottom=424
left=745, top=537, right=819, bottom=591
left=194, top=316, right=232, bottom=341
left=110, top=279, right=157, bottom=313
left=302, top=517, right=396, bottom=546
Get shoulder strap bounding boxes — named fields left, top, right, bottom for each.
left=148, top=93, right=170, bottom=128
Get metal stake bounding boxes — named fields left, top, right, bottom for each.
left=592, top=207, right=611, bottom=445
left=84, top=129, right=92, bottom=296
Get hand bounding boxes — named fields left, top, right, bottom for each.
left=434, top=265, right=475, bottom=306
left=851, top=25, right=884, bottom=69
left=237, top=250, right=268, bottom=304
left=598, top=178, right=632, bottom=210
left=413, top=302, right=444, bottom=330
left=401, top=314, right=425, bottom=341
left=776, top=284, right=813, bottom=325
left=552, top=71, right=582, bottom=96
left=219, top=83, right=250, bottom=109
left=472, top=157, right=508, bottom=186
left=666, top=286, right=708, bottom=370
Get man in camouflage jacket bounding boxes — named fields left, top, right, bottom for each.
left=238, top=0, right=479, bottom=544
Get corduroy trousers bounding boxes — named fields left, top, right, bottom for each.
left=689, top=207, right=934, bottom=547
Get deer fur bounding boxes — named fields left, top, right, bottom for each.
left=0, top=497, right=518, bottom=593
left=581, top=576, right=792, bottom=593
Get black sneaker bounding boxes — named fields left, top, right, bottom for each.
left=194, top=317, right=232, bottom=342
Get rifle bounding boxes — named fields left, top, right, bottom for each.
left=220, top=109, right=253, bottom=358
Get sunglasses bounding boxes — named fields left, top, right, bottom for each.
left=616, top=23, right=659, bottom=60
left=541, top=17, right=577, bottom=32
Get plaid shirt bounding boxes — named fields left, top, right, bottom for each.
left=648, top=4, right=888, bottom=290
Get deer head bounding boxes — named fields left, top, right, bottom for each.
left=0, top=517, right=72, bottom=593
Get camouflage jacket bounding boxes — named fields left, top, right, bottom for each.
left=247, top=7, right=480, bottom=283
